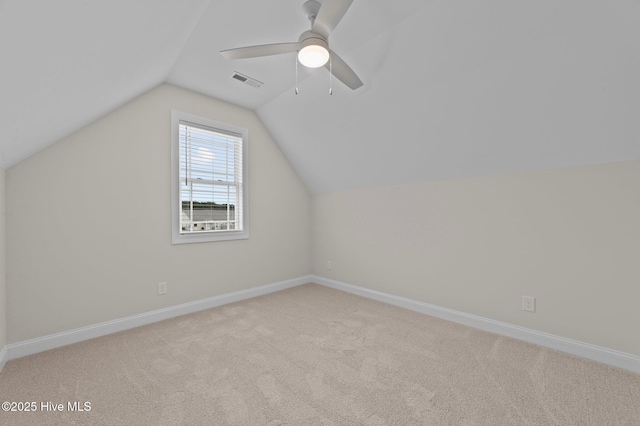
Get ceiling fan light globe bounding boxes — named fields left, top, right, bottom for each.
left=298, top=45, right=330, bottom=68
left=297, top=33, right=329, bottom=68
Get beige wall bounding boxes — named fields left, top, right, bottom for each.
left=0, top=167, right=5, bottom=351
left=312, top=160, right=640, bottom=356
left=5, top=82, right=639, bottom=361
left=6, top=84, right=311, bottom=343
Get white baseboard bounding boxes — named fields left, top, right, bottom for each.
left=312, top=275, right=640, bottom=374
left=5, top=274, right=639, bottom=375
left=5, top=275, right=313, bottom=363
left=0, top=345, right=7, bottom=372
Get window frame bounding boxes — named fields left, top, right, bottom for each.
left=170, top=110, right=249, bottom=244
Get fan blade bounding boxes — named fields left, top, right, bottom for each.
left=220, top=42, right=298, bottom=60
left=326, top=50, right=363, bottom=90
left=312, top=0, right=354, bottom=39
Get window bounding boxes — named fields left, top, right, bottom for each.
left=171, top=111, right=248, bottom=244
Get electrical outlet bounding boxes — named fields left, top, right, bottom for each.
left=326, top=260, right=332, bottom=270
left=522, top=295, right=535, bottom=312
left=158, top=282, right=168, bottom=295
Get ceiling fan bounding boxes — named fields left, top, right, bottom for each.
left=220, top=0, right=363, bottom=90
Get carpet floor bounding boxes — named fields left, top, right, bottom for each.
left=0, top=283, right=639, bottom=425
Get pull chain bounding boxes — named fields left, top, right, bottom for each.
left=329, top=53, right=333, bottom=95
left=294, top=51, right=334, bottom=95
left=295, top=53, right=299, bottom=95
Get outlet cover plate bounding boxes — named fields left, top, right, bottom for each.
left=522, top=295, right=535, bottom=312
left=158, top=282, right=168, bottom=295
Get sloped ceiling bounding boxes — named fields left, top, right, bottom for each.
left=0, top=0, right=209, bottom=166
left=1, top=0, right=639, bottom=194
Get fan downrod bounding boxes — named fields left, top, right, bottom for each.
left=302, top=0, right=321, bottom=25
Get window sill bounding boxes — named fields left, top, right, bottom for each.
left=171, top=230, right=249, bottom=244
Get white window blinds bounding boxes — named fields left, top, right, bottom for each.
left=179, top=120, right=244, bottom=235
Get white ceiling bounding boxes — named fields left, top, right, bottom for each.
left=1, top=0, right=639, bottom=193
left=0, top=0, right=209, bottom=167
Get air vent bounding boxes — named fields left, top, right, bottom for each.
left=231, top=72, right=263, bottom=88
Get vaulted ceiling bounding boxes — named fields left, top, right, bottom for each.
left=1, top=0, right=639, bottom=193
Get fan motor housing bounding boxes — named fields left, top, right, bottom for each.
left=298, top=30, right=328, bottom=50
